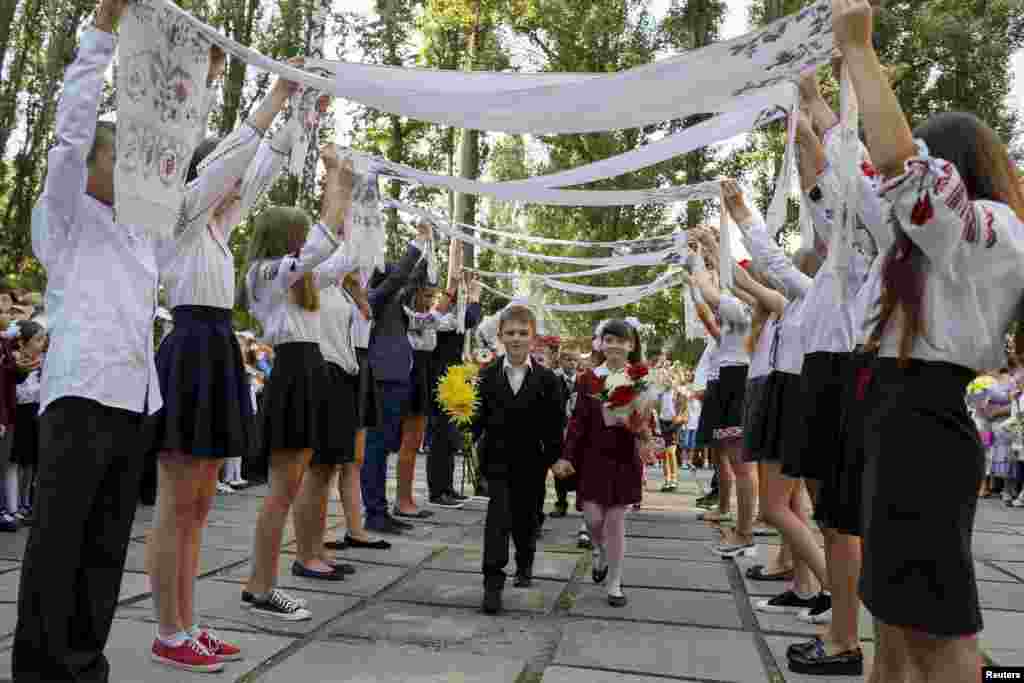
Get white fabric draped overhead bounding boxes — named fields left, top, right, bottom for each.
left=140, top=0, right=831, bottom=134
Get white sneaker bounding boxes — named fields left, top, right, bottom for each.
left=1003, top=490, right=1014, bottom=503
left=1013, top=495, right=1024, bottom=508
left=216, top=482, right=235, bottom=494
left=228, top=479, right=248, bottom=488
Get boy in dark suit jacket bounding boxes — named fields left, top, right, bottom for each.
left=471, top=306, right=565, bottom=614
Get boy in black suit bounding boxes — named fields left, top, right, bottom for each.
left=471, top=306, right=565, bottom=614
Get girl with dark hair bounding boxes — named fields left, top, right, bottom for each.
left=238, top=146, right=356, bottom=623
left=6, top=321, right=46, bottom=527
left=146, top=64, right=305, bottom=671
left=556, top=318, right=655, bottom=607
left=833, top=2, right=1024, bottom=681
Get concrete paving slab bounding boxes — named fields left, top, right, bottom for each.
left=120, top=542, right=248, bottom=577
left=258, top=640, right=524, bottom=683
left=425, top=547, right=580, bottom=581
left=994, top=562, right=1024, bottom=582
left=980, top=610, right=1024, bottom=650
left=299, top=538, right=443, bottom=568
left=625, top=520, right=720, bottom=541
left=405, top=507, right=486, bottom=527
left=974, top=533, right=1024, bottom=562
left=619, top=557, right=733, bottom=592
left=978, top=580, right=1024, bottom=611
left=214, top=557, right=407, bottom=598
left=541, top=665, right=704, bottom=683
left=383, top=569, right=565, bottom=613
left=976, top=561, right=1023, bottom=582
left=124, top=579, right=361, bottom=636
left=751, top=597, right=876, bottom=641
left=988, top=648, right=1024, bottom=666
left=382, top=521, right=470, bottom=544
left=554, top=619, right=764, bottom=681
left=0, top=616, right=294, bottom=681
left=0, top=532, right=27, bottom=562
left=325, top=601, right=558, bottom=659
left=764, top=634, right=875, bottom=683
left=623, top=537, right=725, bottom=562
left=569, top=584, right=743, bottom=629
left=0, top=603, right=17, bottom=638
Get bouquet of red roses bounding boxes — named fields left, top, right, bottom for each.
left=593, top=364, right=656, bottom=431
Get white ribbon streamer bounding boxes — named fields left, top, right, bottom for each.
left=144, top=0, right=833, bottom=134
left=478, top=271, right=687, bottom=313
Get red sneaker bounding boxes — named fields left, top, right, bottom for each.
left=151, top=637, right=224, bottom=672
left=197, top=629, right=243, bottom=662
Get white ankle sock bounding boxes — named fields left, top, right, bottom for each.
left=607, top=577, right=623, bottom=597
left=159, top=630, right=190, bottom=647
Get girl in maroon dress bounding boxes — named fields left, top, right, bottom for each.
left=555, top=319, right=655, bottom=607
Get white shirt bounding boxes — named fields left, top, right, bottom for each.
left=503, top=354, right=532, bottom=396
left=659, top=390, right=676, bottom=421
left=686, top=393, right=703, bottom=430
left=245, top=224, right=356, bottom=347
left=875, top=142, right=1024, bottom=372
left=693, top=339, right=715, bottom=389
left=32, top=29, right=162, bottom=416
left=351, top=306, right=372, bottom=350
left=16, top=367, right=42, bottom=405
left=405, top=307, right=440, bottom=353
left=319, top=285, right=360, bottom=374
left=716, top=294, right=751, bottom=368
left=158, top=117, right=293, bottom=311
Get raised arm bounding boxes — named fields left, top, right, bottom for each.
left=32, top=24, right=116, bottom=269
left=732, top=262, right=787, bottom=317
left=368, top=222, right=431, bottom=317
left=311, top=155, right=359, bottom=289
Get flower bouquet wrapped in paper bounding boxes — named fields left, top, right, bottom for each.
left=594, top=364, right=658, bottom=431
left=966, top=375, right=997, bottom=410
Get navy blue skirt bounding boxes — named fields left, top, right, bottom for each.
left=312, top=361, right=358, bottom=466
left=152, top=306, right=250, bottom=460
left=261, top=342, right=324, bottom=457
left=356, top=347, right=380, bottom=430
left=695, top=380, right=720, bottom=449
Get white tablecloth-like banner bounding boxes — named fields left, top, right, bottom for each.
left=144, top=0, right=832, bottom=134
left=117, top=0, right=213, bottom=238
left=465, top=264, right=638, bottom=280
left=478, top=271, right=687, bottom=313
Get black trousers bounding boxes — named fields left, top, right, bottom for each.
left=555, top=475, right=572, bottom=505
left=427, top=407, right=459, bottom=498
left=14, top=398, right=146, bottom=683
left=482, top=475, right=541, bottom=589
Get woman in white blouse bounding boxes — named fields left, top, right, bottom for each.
left=834, top=1, right=1024, bottom=681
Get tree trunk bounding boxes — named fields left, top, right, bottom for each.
left=453, top=129, right=480, bottom=266
left=0, top=0, right=22, bottom=81
left=217, top=0, right=258, bottom=136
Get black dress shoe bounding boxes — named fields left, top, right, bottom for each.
left=365, top=518, right=405, bottom=534
left=329, top=562, right=356, bottom=575
left=482, top=589, right=503, bottom=614
left=607, top=593, right=628, bottom=607
left=386, top=515, right=415, bottom=530
left=344, top=535, right=392, bottom=550
left=291, top=561, right=344, bottom=581
left=788, top=641, right=863, bottom=676
left=448, top=491, right=469, bottom=502
left=513, top=574, right=532, bottom=588
left=786, top=637, right=822, bottom=659
left=393, top=508, right=435, bottom=519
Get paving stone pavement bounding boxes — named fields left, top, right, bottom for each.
left=0, top=459, right=1021, bottom=682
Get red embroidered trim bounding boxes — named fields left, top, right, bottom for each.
left=983, top=207, right=997, bottom=248
left=713, top=426, right=743, bottom=441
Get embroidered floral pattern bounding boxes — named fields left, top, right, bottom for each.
left=713, top=426, right=743, bottom=441
left=983, top=207, right=997, bottom=248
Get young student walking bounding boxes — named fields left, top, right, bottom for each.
left=15, top=1, right=165, bottom=678
left=555, top=319, right=655, bottom=607
left=472, top=306, right=565, bottom=615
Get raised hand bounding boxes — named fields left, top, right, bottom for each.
left=94, top=0, right=129, bottom=32
left=207, top=46, right=227, bottom=86
left=832, top=0, right=875, bottom=53
left=721, top=179, right=753, bottom=225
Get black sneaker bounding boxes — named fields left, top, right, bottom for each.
left=0, top=513, right=18, bottom=533
left=428, top=493, right=464, bottom=509
left=447, top=491, right=469, bottom=502
left=241, top=590, right=308, bottom=609
left=755, top=590, right=820, bottom=615
left=243, top=589, right=312, bottom=621
left=482, top=589, right=503, bottom=614
left=795, top=592, right=833, bottom=624
left=788, top=639, right=864, bottom=676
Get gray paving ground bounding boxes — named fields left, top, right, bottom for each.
left=0, top=459, right=1022, bottom=682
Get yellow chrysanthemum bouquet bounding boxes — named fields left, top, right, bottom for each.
left=436, top=362, right=486, bottom=495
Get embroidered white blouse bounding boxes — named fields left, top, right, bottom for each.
left=245, top=224, right=357, bottom=347
left=32, top=28, right=162, bottom=416
left=716, top=294, right=752, bottom=368
left=319, top=285, right=360, bottom=375
left=16, top=368, right=42, bottom=405
left=874, top=141, right=1024, bottom=372
left=158, top=111, right=295, bottom=311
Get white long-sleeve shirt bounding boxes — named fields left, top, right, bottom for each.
left=716, top=294, right=751, bottom=368
left=32, top=29, right=162, bottom=416
left=874, top=141, right=1024, bottom=372
left=158, top=117, right=295, bottom=310
left=319, top=285, right=360, bottom=374
left=245, top=224, right=356, bottom=347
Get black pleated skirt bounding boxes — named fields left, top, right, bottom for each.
left=814, top=352, right=869, bottom=536
left=152, top=306, right=250, bottom=460
left=712, top=365, right=748, bottom=443
left=312, top=361, right=358, bottom=466
left=785, top=351, right=849, bottom=481
left=10, top=403, right=39, bottom=467
left=695, top=380, right=720, bottom=448
left=859, top=357, right=983, bottom=636
left=261, top=342, right=323, bottom=457
left=744, top=371, right=803, bottom=464
left=408, top=350, right=433, bottom=418
left=356, top=347, right=380, bottom=429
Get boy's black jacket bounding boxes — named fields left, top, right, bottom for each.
left=470, top=356, right=565, bottom=479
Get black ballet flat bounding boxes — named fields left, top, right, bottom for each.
left=592, top=565, right=609, bottom=584
left=344, top=535, right=392, bottom=550
left=607, top=593, right=628, bottom=607
left=291, top=561, right=344, bottom=581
